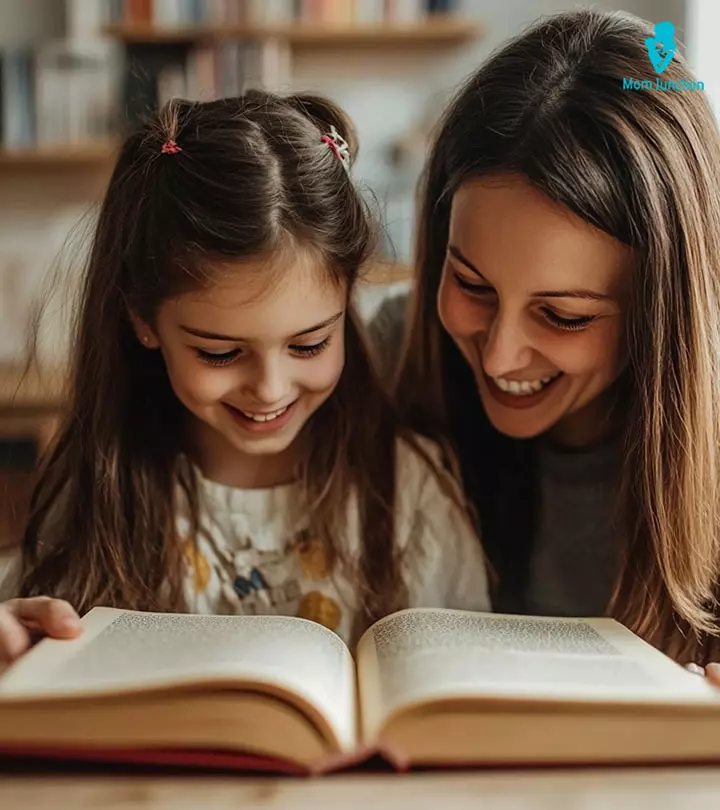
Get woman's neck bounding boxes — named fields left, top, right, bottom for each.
left=188, top=418, right=304, bottom=489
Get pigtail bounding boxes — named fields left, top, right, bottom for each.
left=285, top=93, right=359, bottom=162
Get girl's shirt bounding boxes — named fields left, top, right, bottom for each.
left=0, top=437, right=490, bottom=643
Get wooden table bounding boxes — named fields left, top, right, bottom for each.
left=2, top=767, right=720, bottom=809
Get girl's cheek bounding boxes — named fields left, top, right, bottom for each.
left=163, top=350, right=237, bottom=405
left=304, top=341, right=345, bottom=392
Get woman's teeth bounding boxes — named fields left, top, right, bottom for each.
left=493, top=372, right=562, bottom=396
left=239, top=405, right=289, bottom=422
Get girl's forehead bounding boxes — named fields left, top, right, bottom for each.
left=162, top=257, right=346, bottom=340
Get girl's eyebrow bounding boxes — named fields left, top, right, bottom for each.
left=180, top=311, right=344, bottom=342
left=448, top=244, right=614, bottom=302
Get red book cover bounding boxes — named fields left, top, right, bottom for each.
left=125, top=0, right=152, bottom=25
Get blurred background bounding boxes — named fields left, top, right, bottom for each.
left=0, top=0, right=709, bottom=546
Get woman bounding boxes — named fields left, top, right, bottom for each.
left=380, top=8, right=720, bottom=668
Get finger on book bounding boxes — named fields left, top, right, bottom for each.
left=0, top=606, right=32, bottom=661
left=6, top=597, right=82, bottom=638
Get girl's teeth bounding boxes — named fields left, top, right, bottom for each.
left=493, top=372, right=561, bottom=396
left=241, top=406, right=288, bottom=422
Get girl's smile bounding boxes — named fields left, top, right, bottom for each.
left=223, top=399, right=299, bottom=434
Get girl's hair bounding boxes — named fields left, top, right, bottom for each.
left=20, top=91, right=411, bottom=641
left=397, top=9, right=720, bottom=663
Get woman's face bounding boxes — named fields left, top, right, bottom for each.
left=437, top=174, right=632, bottom=445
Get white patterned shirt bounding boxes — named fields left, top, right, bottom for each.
left=0, top=438, right=490, bottom=642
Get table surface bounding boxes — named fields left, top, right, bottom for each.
left=2, top=767, right=720, bottom=810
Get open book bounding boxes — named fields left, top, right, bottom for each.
left=1, top=606, right=720, bottom=774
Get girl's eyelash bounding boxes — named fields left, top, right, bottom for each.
left=195, top=335, right=332, bottom=365
left=542, top=309, right=596, bottom=331
left=196, top=348, right=240, bottom=367
left=290, top=336, right=331, bottom=357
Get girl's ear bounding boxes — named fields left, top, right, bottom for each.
left=129, top=311, right=160, bottom=349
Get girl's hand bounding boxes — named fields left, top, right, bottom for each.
left=0, top=597, right=82, bottom=662
left=686, top=662, right=720, bottom=686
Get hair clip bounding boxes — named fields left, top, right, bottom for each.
left=322, top=126, right=351, bottom=172
left=161, top=139, right=182, bottom=155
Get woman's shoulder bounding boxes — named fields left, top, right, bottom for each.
left=358, top=281, right=411, bottom=377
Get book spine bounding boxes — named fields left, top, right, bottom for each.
left=187, top=0, right=204, bottom=23
left=354, top=0, right=384, bottom=23
left=153, top=0, right=182, bottom=27
left=0, top=55, right=4, bottom=147
left=225, top=0, right=243, bottom=23
left=126, top=0, right=152, bottom=24
left=387, top=0, right=422, bottom=22
left=425, top=0, right=456, bottom=11
left=106, top=0, right=124, bottom=23
left=67, top=0, right=109, bottom=39
left=2, top=52, right=30, bottom=148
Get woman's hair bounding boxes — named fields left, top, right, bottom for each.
left=20, top=91, right=412, bottom=641
left=397, top=9, right=720, bottom=663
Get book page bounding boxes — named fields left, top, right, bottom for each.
left=357, top=608, right=720, bottom=742
left=0, top=607, right=357, bottom=749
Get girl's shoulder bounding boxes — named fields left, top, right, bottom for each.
left=0, top=545, right=21, bottom=602
left=394, top=432, right=465, bottom=509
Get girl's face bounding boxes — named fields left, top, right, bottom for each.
left=438, top=175, right=631, bottom=446
left=140, top=251, right=346, bottom=483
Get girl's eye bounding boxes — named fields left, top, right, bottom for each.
left=453, top=272, right=495, bottom=295
left=196, top=348, right=240, bottom=367
left=542, top=309, right=596, bottom=332
left=289, top=336, right=331, bottom=358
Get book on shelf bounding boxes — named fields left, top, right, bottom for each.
left=106, top=0, right=460, bottom=28
left=0, top=41, right=120, bottom=151
left=123, top=38, right=290, bottom=125
left=1, top=606, right=720, bottom=775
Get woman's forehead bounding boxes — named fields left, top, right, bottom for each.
left=449, top=176, right=632, bottom=297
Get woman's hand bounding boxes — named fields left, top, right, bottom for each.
left=686, top=662, right=720, bottom=686
left=0, top=597, right=82, bottom=663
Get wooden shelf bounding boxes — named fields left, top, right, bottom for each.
left=103, top=18, right=482, bottom=48
left=0, top=140, right=118, bottom=168
left=0, top=364, right=68, bottom=411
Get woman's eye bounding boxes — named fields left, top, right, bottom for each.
left=542, top=309, right=596, bottom=332
left=195, top=348, right=240, bottom=367
left=290, top=336, right=331, bottom=358
left=453, top=273, right=495, bottom=294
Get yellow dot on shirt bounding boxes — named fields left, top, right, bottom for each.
left=182, top=539, right=211, bottom=594
left=298, top=592, right=342, bottom=631
left=297, top=538, right=332, bottom=580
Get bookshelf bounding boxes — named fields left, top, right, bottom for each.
left=0, top=140, right=118, bottom=169
left=103, top=18, right=482, bottom=48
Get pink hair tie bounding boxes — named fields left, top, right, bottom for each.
left=322, top=126, right=350, bottom=172
left=161, top=139, right=182, bottom=155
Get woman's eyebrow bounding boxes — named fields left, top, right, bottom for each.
left=449, top=245, right=614, bottom=301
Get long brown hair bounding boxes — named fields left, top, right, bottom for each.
left=21, top=92, right=412, bottom=639
left=397, top=10, right=720, bottom=663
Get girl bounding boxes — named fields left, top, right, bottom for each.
left=0, top=91, right=489, bottom=661
left=376, top=8, right=720, bottom=667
